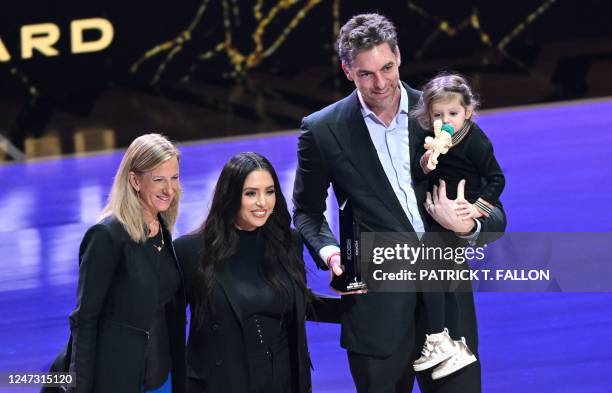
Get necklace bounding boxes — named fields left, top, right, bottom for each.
left=152, top=225, right=164, bottom=252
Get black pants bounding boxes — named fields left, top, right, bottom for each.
left=347, top=293, right=481, bottom=393
left=421, top=292, right=462, bottom=340
left=248, top=338, right=292, bottom=393
left=186, top=341, right=293, bottom=393
left=420, top=227, right=471, bottom=340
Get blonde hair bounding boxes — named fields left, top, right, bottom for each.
left=101, top=133, right=181, bottom=242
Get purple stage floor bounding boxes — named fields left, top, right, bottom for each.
left=2, top=98, right=612, bottom=392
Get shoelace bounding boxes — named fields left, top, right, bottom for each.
left=420, top=338, right=434, bottom=356
left=420, top=335, right=445, bottom=356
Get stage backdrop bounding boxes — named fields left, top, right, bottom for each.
left=1, top=0, right=611, bottom=154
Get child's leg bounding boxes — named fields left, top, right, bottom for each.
left=422, top=292, right=445, bottom=334
left=413, top=293, right=457, bottom=371
left=444, top=292, right=462, bottom=340
left=431, top=293, right=478, bottom=379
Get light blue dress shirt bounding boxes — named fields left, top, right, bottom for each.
left=357, top=85, right=425, bottom=234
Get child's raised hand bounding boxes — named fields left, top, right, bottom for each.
left=424, top=136, right=434, bottom=151
left=455, top=200, right=484, bottom=220
left=420, top=150, right=434, bottom=173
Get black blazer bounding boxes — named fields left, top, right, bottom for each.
left=174, top=232, right=312, bottom=393
left=292, top=82, right=507, bottom=357
left=68, top=216, right=186, bottom=393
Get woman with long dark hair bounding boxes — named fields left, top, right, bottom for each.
left=174, top=152, right=312, bottom=393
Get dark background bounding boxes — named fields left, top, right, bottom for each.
left=1, top=0, right=611, bottom=158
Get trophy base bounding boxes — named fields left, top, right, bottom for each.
left=330, top=273, right=368, bottom=292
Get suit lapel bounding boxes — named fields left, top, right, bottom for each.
left=159, top=216, right=188, bottom=305
left=217, top=266, right=245, bottom=328
left=405, top=83, right=421, bottom=167
left=292, top=279, right=305, bottom=324
left=218, top=260, right=304, bottom=328
left=404, top=83, right=430, bottom=230
left=329, top=90, right=414, bottom=231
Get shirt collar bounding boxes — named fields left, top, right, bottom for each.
left=357, top=83, right=409, bottom=121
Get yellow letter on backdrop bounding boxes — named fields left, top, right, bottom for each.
left=71, top=18, right=114, bottom=54
left=21, top=23, right=61, bottom=59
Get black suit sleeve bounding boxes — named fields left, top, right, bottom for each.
left=470, top=127, right=505, bottom=204
left=173, top=234, right=201, bottom=304
left=289, top=229, right=341, bottom=323
left=475, top=204, right=507, bottom=244
left=306, top=294, right=341, bottom=324
left=292, top=118, right=339, bottom=269
left=68, top=224, right=119, bottom=393
left=466, top=126, right=507, bottom=245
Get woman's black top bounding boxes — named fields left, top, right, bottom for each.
left=230, top=229, right=295, bottom=351
left=143, top=230, right=181, bottom=390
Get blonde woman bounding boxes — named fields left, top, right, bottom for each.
left=66, top=134, right=186, bottom=393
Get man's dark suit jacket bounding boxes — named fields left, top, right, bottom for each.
left=292, top=82, right=506, bottom=358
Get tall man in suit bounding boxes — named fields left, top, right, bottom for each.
left=292, top=13, right=506, bottom=393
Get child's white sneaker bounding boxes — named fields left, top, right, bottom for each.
left=413, top=328, right=457, bottom=371
left=431, top=337, right=477, bottom=380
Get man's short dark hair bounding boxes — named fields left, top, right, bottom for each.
left=336, top=13, right=398, bottom=67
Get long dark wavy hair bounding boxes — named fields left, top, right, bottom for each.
left=191, top=152, right=310, bottom=327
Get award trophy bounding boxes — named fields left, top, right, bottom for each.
left=330, top=199, right=368, bottom=292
